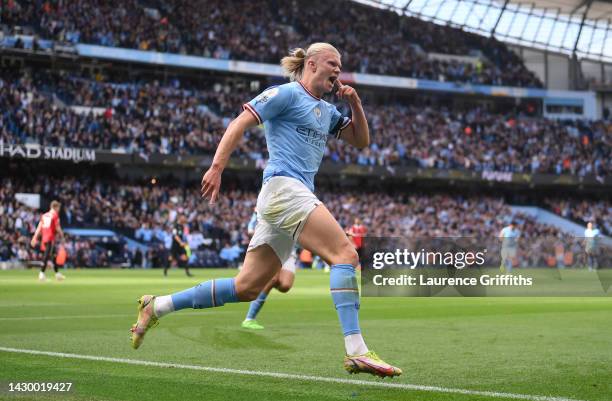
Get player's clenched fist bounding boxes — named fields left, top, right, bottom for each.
left=335, top=79, right=360, bottom=106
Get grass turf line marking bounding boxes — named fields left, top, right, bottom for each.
left=0, top=346, right=585, bottom=401
left=0, top=314, right=133, bottom=321
left=0, top=311, right=232, bottom=321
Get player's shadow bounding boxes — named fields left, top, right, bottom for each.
left=211, top=328, right=296, bottom=351
left=166, top=327, right=295, bottom=351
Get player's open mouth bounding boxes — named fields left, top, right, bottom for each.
left=329, top=76, right=337, bottom=85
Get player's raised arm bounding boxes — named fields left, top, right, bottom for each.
left=201, top=110, right=259, bottom=204
left=335, top=79, right=369, bottom=149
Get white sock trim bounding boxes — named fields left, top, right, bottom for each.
left=344, top=333, right=369, bottom=356
left=153, top=295, right=175, bottom=318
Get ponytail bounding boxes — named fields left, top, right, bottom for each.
left=280, top=48, right=306, bottom=82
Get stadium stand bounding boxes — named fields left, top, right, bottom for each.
left=1, top=174, right=593, bottom=268
left=545, top=198, right=612, bottom=236
left=0, top=0, right=609, bottom=273
left=1, top=0, right=542, bottom=87
left=1, top=69, right=609, bottom=175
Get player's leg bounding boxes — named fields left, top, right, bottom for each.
left=131, top=244, right=281, bottom=349
left=164, top=253, right=173, bottom=276
left=298, top=204, right=401, bottom=377
left=506, top=249, right=515, bottom=273
left=179, top=253, right=193, bottom=277
left=53, top=248, right=66, bottom=281
left=51, top=245, right=65, bottom=281
left=242, top=256, right=296, bottom=329
left=274, top=268, right=295, bottom=293
left=587, top=250, right=595, bottom=271
left=242, top=273, right=278, bottom=329
left=356, top=246, right=364, bottom=269
left=39, top=242, right=52, bottom=281
left=499, top=248, right=507, bottom=273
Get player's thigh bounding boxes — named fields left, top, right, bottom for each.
left=235, top=245, right=282, bottom=301
left=298, top=204, right=358, bottom=266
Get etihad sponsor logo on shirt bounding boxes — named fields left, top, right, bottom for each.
left=0, top=140, right=96, bottom=162
left=296, top=126, right=328, bottom=147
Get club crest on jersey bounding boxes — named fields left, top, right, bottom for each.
left=313, top=106, right=322, bottom=121
left=254, top=87, right=279, bottom=105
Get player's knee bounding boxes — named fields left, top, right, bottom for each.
left=235, top=279, right=262, bottom=301
left=330, top=241, right=359, bottom=267
left=275, top=280, right=292, bottom=293
left=236, top=286, right=260, bottom=302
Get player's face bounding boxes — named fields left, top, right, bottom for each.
left=313, top=51, right=342, bottom=93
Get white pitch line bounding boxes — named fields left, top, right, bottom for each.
left=0, top=314, right=133, bottom=321
left=0, top=346, right=586, bottom=401
left=0, top=311, right=232, bottom=321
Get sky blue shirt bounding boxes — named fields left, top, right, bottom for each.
left=244, top=81, right=351, bottom=192
left=584, top=228, right=600, bottom=249
left=500, top=226, right=520, bottom=248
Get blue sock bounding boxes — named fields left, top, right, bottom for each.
left=171, top=278, right=238, bottom=310
left=330, top=264, right=361, bottom=336
left=245, top=291, right=268, bottom=320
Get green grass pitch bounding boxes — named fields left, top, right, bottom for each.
left=0, top=269, right=611, bottom=401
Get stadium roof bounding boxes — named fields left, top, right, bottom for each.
left=519, top=0, right=612, bottom=20
left=358, top=0, right=612, bottom=62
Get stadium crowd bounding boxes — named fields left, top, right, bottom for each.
left=1, top=175, right=604, bottom=269
left=2, top=0, right=541, bottom=87
left=351, top=105, right=610, bottom=176
left=0, top=69, right=265, bottom=157
left=545, top=198, right=612, bottom=236
left=1, top=70, right=610, bottom=177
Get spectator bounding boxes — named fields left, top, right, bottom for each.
left=219, top=241, right=241, bottom=267
left=4, top=0, right=542, bottom=87
left=1, top=70, right=608, bottom=176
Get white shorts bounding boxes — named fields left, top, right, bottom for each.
left=281, top=252, right=297, bottom=274
left=501, top=247, right=517, bottom=259
left=248, top=176, right=320, bottom=264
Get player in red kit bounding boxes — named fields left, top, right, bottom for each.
left=30, top=200, right=65, bottom=281
left=347, top=218, right=367, bottom=268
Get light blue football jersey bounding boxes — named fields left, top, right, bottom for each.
left=584, top=227, right=600, bottom=250
left=500, top=226, right=520, bottom=248
left=243, top=81, right=350, bottom=192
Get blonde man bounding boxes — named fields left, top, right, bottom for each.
left=131, top=43, right=401, bottom=377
